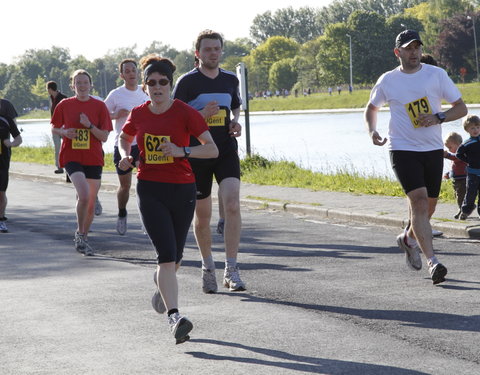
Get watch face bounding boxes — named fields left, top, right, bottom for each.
left=437, top=112, right=446, bottom=122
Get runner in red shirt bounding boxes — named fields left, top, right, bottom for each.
left=51, top=69, right=112, bottom=255
left=118, top=55, right=217, bottom=344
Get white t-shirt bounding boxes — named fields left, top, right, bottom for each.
left=104, top=85, right=148, bottom=146
left=369, top=63, right=462, bottom=151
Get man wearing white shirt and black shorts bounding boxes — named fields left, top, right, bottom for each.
left=364, top=30, right=467, bottom=285
left=105, top=59, right=148, bottom=235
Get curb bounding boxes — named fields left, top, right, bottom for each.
left=10, top=170, right=480, bottom=239
left=241, top=198, right=480, bottom=239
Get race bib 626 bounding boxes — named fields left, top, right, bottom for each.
left=144, top=133, right=174, bottom=164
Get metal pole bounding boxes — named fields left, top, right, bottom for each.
left=346, top=34, right=353, bottom=91
left=473, top=17, right=479, bottom=82
left=244, top=66, right=251, bottom=156
left=468, top=15, right=479, bottom=82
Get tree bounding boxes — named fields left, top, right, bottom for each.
left=250, top=7, right=322, bottom=45
left=434, top=12, right=480, bottom=80
left=141, top=42, right=179, bottom=60
left=347, top=11, right=392, bottom=83
left=2, top=69, right=38, bottom=113
left=269, top=58, right=297, bottom=90
left=316, top=23, right=351, bottom=86
left=249, top=36, right=300, bottom=91
left=294, top=38, right=323, bottom=89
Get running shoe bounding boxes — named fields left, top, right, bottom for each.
left=0, top=221, right=8, bottom=233
left=396, top=233, right=422, bottom=271
left=83, top=240, right=94, bottom=256
left=460, top=204, right=477, bottom=220
left=223, top=266, right=246, bottom=291
left=216, top=218, right=224, bottom=236
left=202, top=268, right=218, bottom=294
left=116, top=215, right=127, bottom=235
left=54, top=168, right=64, bottom=174
left=454, top=210, right=461, bottom=219
left=152, top=271, right=166, bottom=314
left=95, top=197, right=102, bottom=216
left=429, top=263, right=448, bottom=285
left=74, top=232, right=86, bottom=254
left=432, top=229, right=443, bottom=237
left=168, top=312, right=193, bottom=344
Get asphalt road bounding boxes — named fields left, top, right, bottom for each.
left=1, top=176, right=479, bottom=375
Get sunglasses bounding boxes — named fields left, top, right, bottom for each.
left=146, top=78, right=170, bottom=87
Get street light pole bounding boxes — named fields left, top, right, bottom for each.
left=346, top=34, right=353, bottom=91
left=467, top=15, right=479, bottom=82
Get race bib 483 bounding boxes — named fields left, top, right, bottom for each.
left=405, top=96, right=432, bottom=128
left=72, top=129, right=90, bottom=149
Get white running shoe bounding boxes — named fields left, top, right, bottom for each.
left=202, top=268, right=218, bottom=294
left=168, top=312, right=193, bottom=344
left=116, top=215, right=127, bottom=235
left=396, top=233, right=422, bottom=271
left=432, top=229, right=443, bottom=237
left=83, top=240, right=94, bottom=256
left=95, top=197, right=102, bottom=216
left=223, top=266, right=246, bottom=291
left=74, top=232, right=86, bottom=254
left=0, top=221, right=8, bottom=233
left=152, top=271, right=166, bottom=314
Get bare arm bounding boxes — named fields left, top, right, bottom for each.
left=417, top=98, right=468, bottom=127
left=229, top=108, right=242, bottom=138
left=79, top=113, right=109, bottom=142
left=159, top=130, right=218, bottom=159
left=364, top=103, right=387, bottom=146
left=118, top=132, right=135, bottom=171
left=3, top=134, right=22, bottom=148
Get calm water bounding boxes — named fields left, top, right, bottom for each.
left=17, top=110, right=476, bottom=178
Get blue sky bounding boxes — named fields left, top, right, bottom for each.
left=2, top=0, right=333, bottom=64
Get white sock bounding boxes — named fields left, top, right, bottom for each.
left=404, top=229, right=418, bottom=248
left=225, top=257, right=237, bottom=269
left=202, top=255, right=215, bottom=270
left=427, top=256, right=439, bottom=267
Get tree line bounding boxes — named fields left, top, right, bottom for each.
left=1, top=0, right=478, bottom=114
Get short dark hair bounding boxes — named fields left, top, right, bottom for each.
left=420, top=54, right=438, bottom=66
left=119, top=59, right=137, bottom=74
left=195, top=29, right=223, bottom=51
left=139, top=54, right=176, bottom=88
left=46, top=81, right=58, bottom=91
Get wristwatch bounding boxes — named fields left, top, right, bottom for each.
left=183, top=146, right=191, bottom=158
left=89, top=124, right=94, bottom=129
left=435, top=112, right=447, bottom=124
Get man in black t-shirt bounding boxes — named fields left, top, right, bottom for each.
left=173, top=30, right=245, bottom=293
left=0, top=99, right=22, bottom=233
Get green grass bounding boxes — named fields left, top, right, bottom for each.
left=10, top=148, right=457, bottom=204
left=11, top=146, right=116, bottom=172
left=239, top=154, right=457, bottom=204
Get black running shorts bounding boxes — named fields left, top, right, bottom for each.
left=189, top=148, right=240, bottom=200
left=390, top=149, right=443, bottom=198
left=65, top=162, right=103, bottom=180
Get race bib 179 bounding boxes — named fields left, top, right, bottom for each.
left=405, top=96, right=432, bottom=128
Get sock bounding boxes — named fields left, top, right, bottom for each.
left=404, top=228, right=418, bottom=248
left=225, top=257, right=237, bottom=269
left=202, top=255, right=215, bottom=270
left=118, top=208, right=127, bottom=218
left=427, top=256, right=439, bottom=267
left=167, top=308, right=178, bottom=317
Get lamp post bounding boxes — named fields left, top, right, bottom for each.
left=467, top=15, right=479, bottom=82
left=346, top=34, right=353, bottom=92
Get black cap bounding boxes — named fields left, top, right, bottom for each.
left=395, top=30, right=423, bottom=48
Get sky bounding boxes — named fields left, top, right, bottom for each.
left=1, top=0, right=334, bottom=65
